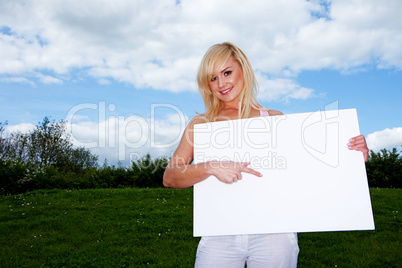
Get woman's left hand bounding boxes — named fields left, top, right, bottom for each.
left=348, top=134, right=369, bottom=162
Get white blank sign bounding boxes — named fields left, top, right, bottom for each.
left=193, top=109, right=375, bottom=237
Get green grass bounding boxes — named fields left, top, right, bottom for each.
left=298, top=188, right=401, bottom=267
left=0, top=188, right=400, bottom=267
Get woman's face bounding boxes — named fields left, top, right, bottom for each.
left=208, top=56, right=244, bottom=104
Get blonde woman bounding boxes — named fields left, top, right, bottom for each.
left=163, top=42, right=369, bottom=267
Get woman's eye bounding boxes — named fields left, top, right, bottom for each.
left=224, top=71, right=232, bottom=76
left=211, top=77, right=217, bottom=82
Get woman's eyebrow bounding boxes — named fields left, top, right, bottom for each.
left=220, top=66, right=232, bottom=73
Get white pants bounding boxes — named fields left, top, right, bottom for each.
left=195, top=233, right=299, bottom=268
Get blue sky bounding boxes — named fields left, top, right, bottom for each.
left=1, top=0, right=401, bottom=165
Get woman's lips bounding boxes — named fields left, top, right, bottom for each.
left=220, top=87, right=233, bottom=95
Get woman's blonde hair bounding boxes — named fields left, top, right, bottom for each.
left=197, top=42, right=260, bottom=121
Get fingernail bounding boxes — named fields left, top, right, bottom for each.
left=259, top=173, right=263, bottom=177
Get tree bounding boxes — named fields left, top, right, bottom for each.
left=0, top=121, right=30, bottom=163
left=28, top=116, right=72, bottom=168
left=65, top=146, right=99, bottom=172
left=366, top=147, right=402, bottom=188
left=2, top=117, right=98, bottom=171
left=0, top=121, right=12, bottom=160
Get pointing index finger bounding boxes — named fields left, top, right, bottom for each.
left=241, top=165, right=263, bottom=177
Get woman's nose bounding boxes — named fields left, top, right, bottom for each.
left=218, top=76, right=225, bottom=88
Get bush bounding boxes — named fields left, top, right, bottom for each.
left=131, top=154, right=168, bottom=188
left=366, top=147, right=401, bottom=188
left=0, top=159, right=31, bottom=195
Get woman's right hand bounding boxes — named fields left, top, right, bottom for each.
left=163, top=116, right=264, bottom=189
left=209, top=161, right=263, bottom=184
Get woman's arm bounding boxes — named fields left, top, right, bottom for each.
left=163, top=116, right=262, bottom=189
left=163, top=116, right=209, bottom=188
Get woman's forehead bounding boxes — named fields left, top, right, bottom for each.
left=212, top=56, right=238, bottom=74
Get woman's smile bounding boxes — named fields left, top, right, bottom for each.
left=220, top=86, right=233, bottom=95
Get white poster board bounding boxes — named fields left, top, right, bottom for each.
left=193, top=109, right=374, bottom=237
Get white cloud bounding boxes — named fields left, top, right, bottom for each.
left=5, top=123, right=35, bottom=134
left=257, top=74, right=315, bottom=102
left=0, top=77, right=35, bottom=86
left=366, top=127, right=402, bottom=152
left=66, top=113, right=188, bottom=165
left=36, top=73, right=63, bottom=84
left=97, top=78, right=111, bottom=85
left=0, top=0, right=401, bottom=98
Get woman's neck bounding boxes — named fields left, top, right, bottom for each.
left=222, top=99, right=240, bottom=110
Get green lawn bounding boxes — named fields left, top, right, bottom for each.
left=0, top=188, right=400, bottom=267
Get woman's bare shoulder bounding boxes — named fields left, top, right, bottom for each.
left=187, top=115, right=210, bottom=128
